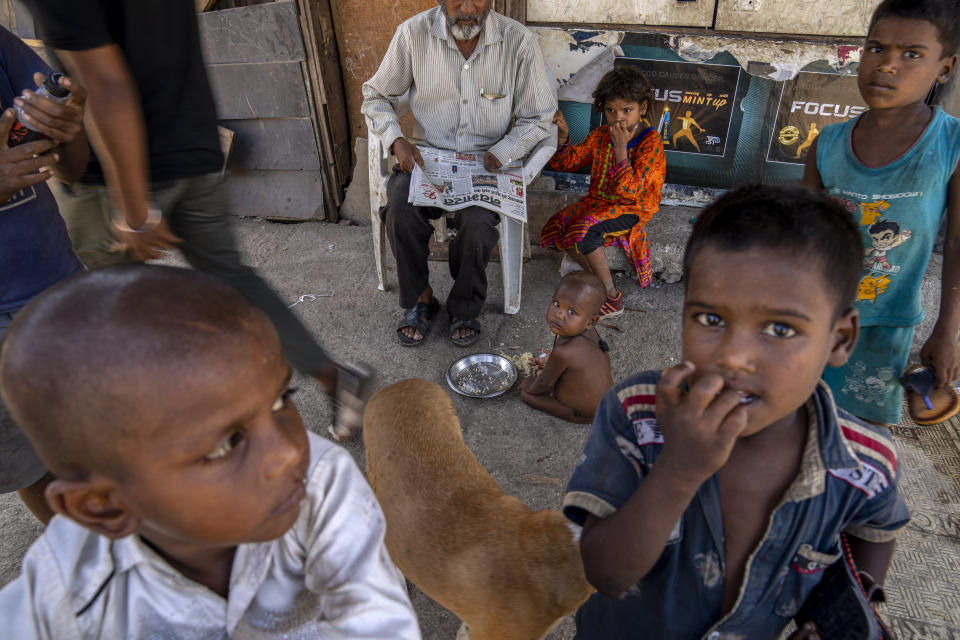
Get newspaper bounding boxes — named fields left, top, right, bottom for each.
left=408, top=146, right=528, bottom=222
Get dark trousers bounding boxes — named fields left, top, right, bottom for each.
left=382, top=167, right=499, bottom=320
left=59, top=174, right=332, bottom=375
left=577, top=213, right=640, bottom=254
left=158, top=174, right=332, bottom=375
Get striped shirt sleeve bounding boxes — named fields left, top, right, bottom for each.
left=360, top=23, right=413, bottom=155
left=361, top=8, right=555, bottom=164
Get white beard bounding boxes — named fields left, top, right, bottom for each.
left=448, top=20, right=483, bottom=41
left=442, top=0, right=488, bottom=41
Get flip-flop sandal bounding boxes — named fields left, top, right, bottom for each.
left=449, top=317, right=481, bottom=348
left=327, top=361, right=374, bottom=442
left=900, top=364, right=960, bottom=426
left=396, top=299, right=440, bottom=346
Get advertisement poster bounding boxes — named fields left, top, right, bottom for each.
left=767, top=71, right=867, bottom=165
left=619, top=57, right=741, bottom=157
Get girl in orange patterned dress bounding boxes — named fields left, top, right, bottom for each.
left=540, top=66, right=666, bottom=318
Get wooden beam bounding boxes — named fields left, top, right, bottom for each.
left=195, top=0, right=217, bottom=12
left=296, top=0, right=351, bottom=218
left=493, top=0, right=525, bottom=23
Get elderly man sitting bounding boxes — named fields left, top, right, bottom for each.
left=362, top=0, right=555, bottom=347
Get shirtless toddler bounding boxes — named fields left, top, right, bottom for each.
left=520, top=272, right=614, bottom=423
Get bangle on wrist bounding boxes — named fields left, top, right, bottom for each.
left=113, top=206, right=162, bottom=234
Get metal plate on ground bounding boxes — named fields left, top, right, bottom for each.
left=446, top=354, right=517, bottom=398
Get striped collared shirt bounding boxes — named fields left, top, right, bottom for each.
left=361, top=6, right=556, bottom=165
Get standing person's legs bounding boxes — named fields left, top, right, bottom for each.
left=447, top=206, right=499, bottom=343
left=50, top=181, right=136, bottom=268
left=382, top=167, right=444, bottom=343
left=0, top=312, right=54, bottom=524
left=158, top=173, right=335, bottom=383
left=822, top=325, right=914, bottom=426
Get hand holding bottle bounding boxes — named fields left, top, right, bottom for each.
left=9, top=72, right=86, bottom=147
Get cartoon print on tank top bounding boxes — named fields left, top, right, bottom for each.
left=857, top=273, right=891, bottom=303
left=863, top=218, right=911, bottom=274
left=838, top=196, right=914, bottom=302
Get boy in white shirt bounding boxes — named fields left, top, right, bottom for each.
left=0, top=264, right=420, bottom=639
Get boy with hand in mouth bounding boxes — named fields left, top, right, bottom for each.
left=0, top=265, right=420, bottom=639
left=520, top=271, right=614, bottom=423
left=563, top=185, right=908, bottom=639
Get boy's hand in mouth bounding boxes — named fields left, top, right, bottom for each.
left=654, top=361, right=750, bottom=485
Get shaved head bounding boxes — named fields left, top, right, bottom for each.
left=556, top=271, right=606, bottom=315
left=0, top=265, right=280, bottom=479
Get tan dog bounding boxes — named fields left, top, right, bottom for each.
left=363, top=378, right=594, bottom=640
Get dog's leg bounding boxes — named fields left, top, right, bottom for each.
left=455, top=622, right=470, bottom=640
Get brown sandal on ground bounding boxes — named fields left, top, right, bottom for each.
left=900, top=364, right=960, bottom=426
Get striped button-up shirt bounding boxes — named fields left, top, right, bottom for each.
left=362, top=6, right=556, bottom=165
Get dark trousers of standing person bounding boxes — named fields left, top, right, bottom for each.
left=382, top=167, right=499, bottom=321
left=55, top=172, right=332, bottom=376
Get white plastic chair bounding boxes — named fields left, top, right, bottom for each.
left=366, top=115, right=555, bottom=315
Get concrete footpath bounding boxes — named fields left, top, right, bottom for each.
left=1, top=210, right=958, bottom=639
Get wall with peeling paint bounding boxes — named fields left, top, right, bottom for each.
left=522, top=0, right=933, bottom=198
left=714, top=0, right=882, bottom=37
left=533, top=25, right=884, bottom=192
left=669, top=34, right=861, bottom=82
left=528, top=0, right=883, bottom=37
left=528, top=0, right=713, bottom=28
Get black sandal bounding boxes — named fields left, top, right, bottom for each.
left=449, top=317, right=481, bottom=347
left=396, top=299, right=440, bottom=346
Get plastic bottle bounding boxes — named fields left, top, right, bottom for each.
left=8, top=72, right=71, bottom=147
left=658, top=105, right=671, bottom=146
